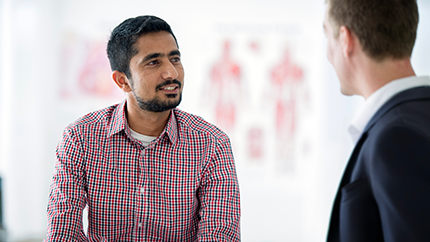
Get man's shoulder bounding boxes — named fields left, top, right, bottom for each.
left=65, top=103, right=120, bottom=133
left=364, top=101, right=430, bottom=153
left=375, top=95, right=430, bottom=133
left=173, top=108, right=229, bottom=142
left=366, top=87, right=430, bottom=135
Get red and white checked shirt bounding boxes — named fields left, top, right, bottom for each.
left=45, top=101, right=241, bottom=241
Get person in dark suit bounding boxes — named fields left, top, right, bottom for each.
left=323, top=0, right=430, bottom=241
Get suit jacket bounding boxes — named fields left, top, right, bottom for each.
left=327, top=86, right=430, bottom=242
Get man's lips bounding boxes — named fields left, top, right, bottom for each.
left=159, top=84, right=179, bottom=92
left=155, top=79, right=182, bottom=91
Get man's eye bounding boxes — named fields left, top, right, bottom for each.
left=148, top=60, right=158, bottom=65
left=171, top=57, right=181, bottom=63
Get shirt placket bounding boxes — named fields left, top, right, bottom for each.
left=133, top=144, right=148, bottom=240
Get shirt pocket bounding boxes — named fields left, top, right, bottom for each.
left=341, top=177, right=367, bottom=203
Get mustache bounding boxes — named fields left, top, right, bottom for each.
left=156, top=79, right=182, bottom=90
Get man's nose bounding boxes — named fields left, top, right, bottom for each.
left=161, top=61, right=179, bottom=80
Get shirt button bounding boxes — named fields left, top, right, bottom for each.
left=138, top=223, right=142, bottom=227
left=140, top=187, right=145, bottom=194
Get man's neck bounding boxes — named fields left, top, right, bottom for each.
left=357, top=57, right=416, bottom=99
left=126, top=101, right=171, bottom=137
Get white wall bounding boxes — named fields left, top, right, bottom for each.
left=0, top=0, right=429, bottom=241
left=0, top=0, right=61, bottom=240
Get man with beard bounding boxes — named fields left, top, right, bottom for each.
left=324, top=0, right=430, bottom=241
left=45, top=16, right=240, bottom=241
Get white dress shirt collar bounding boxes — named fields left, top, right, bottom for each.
left=348, top=75, right=430, bottom=144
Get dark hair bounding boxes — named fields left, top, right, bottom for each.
left=328, top=0, right=418, bottom=61
left=107, top=15, right=178, bottom=78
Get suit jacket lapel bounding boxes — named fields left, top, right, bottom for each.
left=327, top=133, right=368, bottom=241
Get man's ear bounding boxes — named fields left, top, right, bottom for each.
left=339, top=26, right=354, bottom=58
left=112, top=70, right=132, bottom=92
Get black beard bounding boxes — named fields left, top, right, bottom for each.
left=134, top=93, right=182, bottom=112
left=130, top=79, right=183, bottom=112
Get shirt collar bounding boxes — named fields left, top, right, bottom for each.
left=107, top=100, right=128, bottom=138
left=157, top=109, right=179, bottom=146
left=107, top=100, right=179, bottom=145
left=348, top=75, right=430, bottom=144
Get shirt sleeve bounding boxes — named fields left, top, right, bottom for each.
left=197, top=137, right=241, bottom=242
left=370, top=124, right=430, bottom=241
left=45, top=128, right=88, bottom=241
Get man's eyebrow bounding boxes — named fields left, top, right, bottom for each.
left=169, top=50, right=181, bottom=57
left=140, top=53, right=164, bottom=64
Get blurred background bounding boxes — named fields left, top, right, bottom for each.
left=0, top=0, right=429, bottom=241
